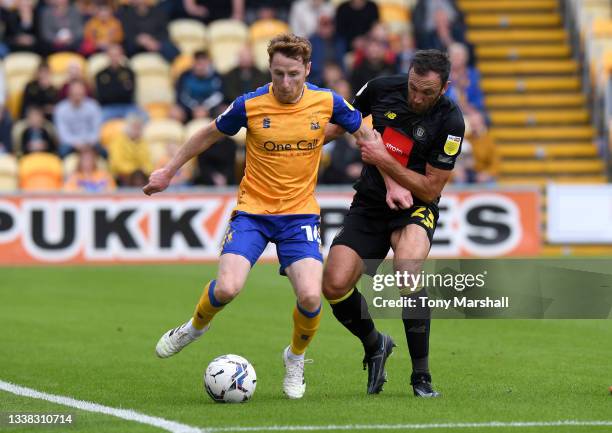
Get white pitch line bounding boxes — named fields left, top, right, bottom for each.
left=205, top=421, right=612, bottom=432
left=2, top=380, right=612, bottom=433
left=0, top=380, right=201, bottom=433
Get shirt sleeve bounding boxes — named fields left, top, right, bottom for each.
left=330, top=90, right=362, bottom=134
left=215, top=95, right=247, bottom=136
left=427, top=109, right=465, bottom=170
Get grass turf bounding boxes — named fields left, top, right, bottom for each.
left=0, top=264, right=611, bottom=433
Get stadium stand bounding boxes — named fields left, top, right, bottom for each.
left=171, top=54, right=195, bottom=82
left=18, top=152, right=63, bottom=191
left=0, top=153, right=18, bottom=192
left=0, top=0, right=607, bottom=210
left=207, top=19, right=249, bottom=74
left=168, top=19, right=208, bottom=55
left=4, top=52, right=41, bottom=118
left=129, top=52, right=170, bottom=77
left=47, top=52, right=87, bottom=87
left=460, top=0, right=606, bottom=185
left=249, top=18, right=290, bottom=70
left=100, top=118, right=126, bottom=149
left=86, top=52, right=111, bottom=82
left=142, top=118, right=184, bottom=147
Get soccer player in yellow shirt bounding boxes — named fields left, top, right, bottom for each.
left=143, top=34, right=374, bottom=399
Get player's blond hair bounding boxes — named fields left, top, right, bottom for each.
left=267, top=33, right=312, bottom=66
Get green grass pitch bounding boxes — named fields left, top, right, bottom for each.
left=1, top=264, right=611, bottom=433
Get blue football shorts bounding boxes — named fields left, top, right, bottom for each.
left=220, top=211, right=323, bottom=275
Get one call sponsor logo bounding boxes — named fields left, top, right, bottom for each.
left=0, top=191, right=539, bottom=264
left=262, top=139, right=320, bottom=152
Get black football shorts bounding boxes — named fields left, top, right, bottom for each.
left=331, top=195, right=439, bottom=275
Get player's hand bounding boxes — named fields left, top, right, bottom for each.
left=385, top=178, right=413, bottom=210
left=143, top=168, right=173, bottom=196
left=358, top=130, right=390, bottom=166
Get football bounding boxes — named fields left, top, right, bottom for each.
left=204, top=354, right=257, bottom=403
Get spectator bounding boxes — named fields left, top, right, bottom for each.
left=349, top=37, right=395, bottom=92
left=118, top=0, right=179, bottom=62
left=174, top=50, right=223, bottom=122
left=352, top=23, right=396, bottom=69
left=452, top=123, right=498, bottom=185
left=180, top=0, right=244, bottom=23
left=221, top=45, right=269, bottom=104
left=320, top=134, right=361, bottom=184
left=245, top=0, right=290, bottom=23
left=465, top=113, right=498, bottom=183
left=54, top=80, right=102, bottom=157
left=108, top=112, right=152, bottom=186
left=58, top=60, right=93, bottom=100
left=320, top=79, right=361, bottom=183
left=82, top=1, right=123, bottom=55
left=39, top=0, right=84, bottom=54
left=309, top=14, right=345, bottom=87
left=21, top=62, right=60, bottom=120
left=412, top=0, right=469, bottom=55
left=332, top=78, right=352, bottom=100
left=321, top=62, right=344, bottom=89
left=335, top=0, right=379, bottom=53
left=4, top=0, right=38, bottom=53
left=451, top=138, right=476, bottom=184
left=75, top=0, right=97, bottom=20
left=289, top=0, right=334, bottom=38
left=430, top=7, right=464, bottom=52
left=396, top=32, right=416, bottom=74
left=95, top=44, right=138, bottom=121
left=194, top=136, right=236, bottom=186
left=21, top=106, right=57, bottom=155
left=447, top=42, right=485, bottom=114
left=446, top=42, right=492, bottom=175
left=64, top=146, right=116, bottom=192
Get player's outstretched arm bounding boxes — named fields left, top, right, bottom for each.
left=143, top=120, right=225, bottom=195
left=349, top=123, right=413, bottom=209
left=358, top=130, right=451, bottom=203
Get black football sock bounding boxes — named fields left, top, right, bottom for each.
left=402, top=288, right=431, bottom=375
left=328, top=287, right=381, bottom=353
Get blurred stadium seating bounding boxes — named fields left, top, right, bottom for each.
left=0, top=0, right=610, bottom=261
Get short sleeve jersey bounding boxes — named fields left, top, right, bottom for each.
left=352, top=75, right=465, bottom=205
left=216, top=82, right=362, bottom=215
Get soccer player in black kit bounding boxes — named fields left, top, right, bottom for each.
left=323, top=50, right=464, bottom=397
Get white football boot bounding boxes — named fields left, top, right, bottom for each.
left=282, top=346, right=309, bottom=399
left=155, top=321, right=208, bottom=358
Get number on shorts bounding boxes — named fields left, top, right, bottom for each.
left=411, top=207, right=434, bottom=229
left=301, top=225, right=321, bottom=243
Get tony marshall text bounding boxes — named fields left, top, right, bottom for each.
left=373, top=296, right=510, bottom=309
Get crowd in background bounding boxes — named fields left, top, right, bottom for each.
left=0, top=0, right=498, bottom=193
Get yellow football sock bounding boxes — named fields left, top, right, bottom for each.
left=192, top=280, right=226, bottom=330
left=290, top=303, right=322, bottom=355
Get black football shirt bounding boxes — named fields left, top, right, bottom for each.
left=351, top=74, right=465, bottom=206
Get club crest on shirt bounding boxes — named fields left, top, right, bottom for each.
left=414, top=125, right=426, bottom=138
left=309, top=112, right=321, bottom=130
left=443, top=135, right=461, bottom=156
